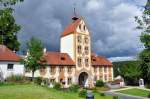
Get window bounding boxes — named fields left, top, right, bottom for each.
left=85, top=46, right=89, bottom=54
left=99, top=75, right=103, bottom=80
left=50, top=78, right=55, bottom=83
left=84, top=37, right=89, bottom=44
left=77, top=45, right=82, bottom=54
left=7, top=64, right=14, bottom=70
left=68, top=78, right=72, bottom=85
left=68, top=67, right=72, bottom=73
left=94, top=76, right=97, bottom=81
left=108, top=67, right=111, bottom=72
left=99, top=67, right=102, bottom=73
left=77, top=35, right=82, bottom=43
left=59, top=67, right=64, bottom=72
left=94, top=67, right=97, bottom=73
left=104, top=67, right=107, bottom=73
left=61, top=57, right=65, bottom=60
left=50, top=67, right=56, bottom=74
left=85, top=58, right=89, bottom=67
left=105, top=75, right=107, bottom=81
left=78, top=57, right=82, bottom=67
left=84, top=25, right=86, bottom=31
left=79, top=24, right=81, bottom=30
left=40, top=67, right=47, bottom=75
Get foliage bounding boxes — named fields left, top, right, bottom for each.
left=92, top=87, right=97, bottom=93
left=53, top=82, right=61, bottom=90
left=135, top=0, right=150, bottom=84
left=0, top=0, right=24, bottom=7
left=100, top=92, right=105, bottom=96
left=148, top=93, right=150, bottom=98
left=0, top=8, right=21, bottom=51
left=34, top=77, right=42, bottom=85
left=146, top=84, right=150, bottom=89
left=0, top=82, right=5, bottom=86
left=42, top=78, right=49, bottom=85
left=6, top=75, right=25, bottom=83
left=0, top=0, right=23, bottom=51
left=22, top=37, right=45, bottom=81
left=114, top=61, right=141, bottom=85
left=69, top=84, right=80, bottom=92
left=78, top=89, right=87, bottom=98
left=113, top=96, right=119, bottom=99
left=95, top=80, right=104, bottom=87
left=113, top=61, right=140, bottom=77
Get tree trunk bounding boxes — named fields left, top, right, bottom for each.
left=31, top=70, right=35, bottom=81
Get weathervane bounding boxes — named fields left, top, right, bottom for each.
left=72, top=3, right=78, bottom=21
left=73, top=3, right=77, bottom=17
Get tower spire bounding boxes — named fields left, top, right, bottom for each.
left=72, top=3, right=78, bottom=21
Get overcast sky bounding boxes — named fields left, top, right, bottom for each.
left=14, top=0, right=147, bottom=61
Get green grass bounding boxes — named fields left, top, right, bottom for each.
left=118, top=88, right=150, bottom=97
left=0, top=84, right=112, bottom=99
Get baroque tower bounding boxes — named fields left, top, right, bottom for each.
left=60, top=16, right=94, bottom=87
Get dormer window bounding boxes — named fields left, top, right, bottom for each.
left=79, top=24, right=81, bottom=30
left=61, top=57, right=65, bottom=60
left=93, top=59, right=96, bottom=61
left=84, top=25, right=86, bottom=31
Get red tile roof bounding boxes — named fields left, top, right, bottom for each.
left=44, top=52, right=75, bottom=66
left=61, top=19, right=81, bottom=37
left=91, top=54, right=112, bottom=66
left=0, top=45, right=21, bottom=62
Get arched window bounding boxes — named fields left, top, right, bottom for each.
left=77, top=45, right=82, bottom=54
left=78, top=57, right=82, bottom=67
left=77, top=35, right=82, bottom=43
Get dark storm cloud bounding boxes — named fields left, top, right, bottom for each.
left=14, top=0, right=146, bottom=58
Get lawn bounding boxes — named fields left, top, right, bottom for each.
left=118, top=88, right=150, bottom=97
left=0, top=84, right=112, bottom=99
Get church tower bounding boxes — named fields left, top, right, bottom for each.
left=60, top=16, right=94, bottom=87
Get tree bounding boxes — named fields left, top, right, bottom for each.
left=119, top=62, right=141, bottom=85
left=0, top=0, right=23, bottom=51
left=135, top=0, right=150, bottom=84
left=23, top=37, right=46, bottom=81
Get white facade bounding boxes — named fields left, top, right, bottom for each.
left=61, top=34, right=75, bottom=60
left=0, top=61, right=24, bottom=80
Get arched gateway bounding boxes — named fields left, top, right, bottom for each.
left=78, top=72, right=88, bottom=87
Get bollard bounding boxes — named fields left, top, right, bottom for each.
left=86, top=92, right=94, bottom=99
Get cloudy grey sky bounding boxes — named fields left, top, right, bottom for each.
left=14, top=0, right=147, bottom=60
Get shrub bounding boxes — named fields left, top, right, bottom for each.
left=0, top=82, right=4, bottom=86
left=6, top=75, right=25, bottom=83
left=79, top=89, right=87, bottom=98
left=113, top=96, right=119, bottom=99
left=34, top=77, right=42, bottom=85
left=92, top=87, right=97, bottom=93
left=100, top=92, right=105, bottom=96
left=69, top=84, right=80, bottom=92
left=42, top=78, right=49, bottom=85
left=95, top=80, right=104, bottom=87
left=146, top=84, right=150, bottom=89
left=147, top=93, right=150, bottom=98
left=53, top=82, right=61, bottom=90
